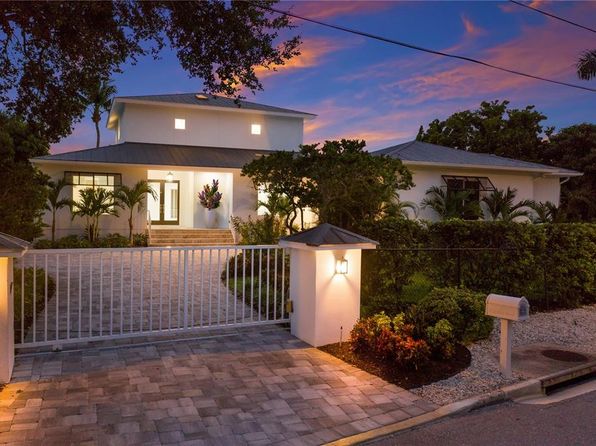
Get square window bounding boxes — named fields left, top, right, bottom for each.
left=175, top=118, right=186, bottom=130
left=251, top=123, right=261, bottom=135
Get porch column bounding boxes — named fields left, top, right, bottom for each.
left=0, top=233, right=29, bottom=383
left=279, top=224, right=377, bottom=347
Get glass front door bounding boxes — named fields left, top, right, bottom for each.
left=148, top=180, right=179, bottom=225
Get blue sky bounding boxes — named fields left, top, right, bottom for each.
left=53, top=1, right=596, bottom=154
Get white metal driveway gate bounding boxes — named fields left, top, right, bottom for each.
left=13, top=245, right=289, bottom=349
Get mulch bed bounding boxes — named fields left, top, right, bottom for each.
left=319, top=342, right=471, bottom=389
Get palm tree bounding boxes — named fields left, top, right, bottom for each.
left=527, top=201, right=564, bottom=224
left=388, top=198, right=418, bottom=219
left=577, top=49, right=596, bottom=80
left=45, top=178, right=72, bottom=242
left=480, top=187, right=532, bottom=222
left=71, top=188, right=118, bottom=243
left=114, top=180, right=157, bottom=243
left=82, top=79, right=117, bottom=147
left=421, top=186, right=480, bottom=220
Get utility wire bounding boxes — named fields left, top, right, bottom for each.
left=509, top=0, right=596, bottom=34
left=260, top=5, right=596, bottom=93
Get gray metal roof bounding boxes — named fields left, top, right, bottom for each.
left=280, top=223, right=378, bottom=247
left=33, top=142, right=271, bottom=169
left=374, top=140, right=580, bottom=176
left=115, top=93, right=316, bottom=118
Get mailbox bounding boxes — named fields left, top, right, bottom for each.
left=485, top=294, right=529, bottom=321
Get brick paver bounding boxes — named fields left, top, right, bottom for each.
left=1, top=326, right=437, bottom=445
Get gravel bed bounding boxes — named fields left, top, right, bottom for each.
left=411, top=304, right=596, bottom=406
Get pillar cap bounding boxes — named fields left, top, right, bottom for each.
left=0, top=232, right=30, bottom=257
left=279, top=223, right=378, bottom=251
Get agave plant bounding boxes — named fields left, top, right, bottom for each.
left=421, top=186, right=480, bottom=220
left=114, top=180, right=157, bottom=243
left=71, top=188, right=118, bottom=242
left=198, top=179, right=223, bottom=210
left=527, top=200, right=564, bottom=224
left=480, top=187, right=532, bottom=222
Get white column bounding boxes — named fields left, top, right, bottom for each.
left=289, top=247, right=363, bottom=347
left=0, top=257, right=15, bottom=383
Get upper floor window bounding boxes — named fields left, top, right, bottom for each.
left=174, top=118, right=186, bottom=130
left=251, top=123, right=262, bottom=135
left=442, top=175, right=494, bottom=219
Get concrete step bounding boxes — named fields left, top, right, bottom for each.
left=149, top=229, right=235, bottom=247
left=150, top=242, right=236, bottom=247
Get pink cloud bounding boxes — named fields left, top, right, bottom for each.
left=290, top=1, right=394, bottom=20
left=461, top=14, right=485, bottom=36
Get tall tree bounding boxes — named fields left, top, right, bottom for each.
left=242, top=140, right=413, bottom=232
left=543, top=124, right=596, bottom=221
left=0, top=113, right=49, bottom=240
left=0, top=1, right=300, bottom=142
left=114, top=180, right=157, bottom=243
left=82, top=79, right=117, bottom=148
left=45, top=178, right=72, bottom=242
left=71, top=188, right=118, bottom=243
left=577, top=49, right=596, bottom=81
left=417, top=100, right=552, bottom=163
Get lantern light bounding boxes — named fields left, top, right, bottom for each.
left=335, top=258, right=348, bottom=275
left=166, top=172, right=174, bottom=182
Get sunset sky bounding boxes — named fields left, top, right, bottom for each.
left=53, top=0, right=596, bottom=154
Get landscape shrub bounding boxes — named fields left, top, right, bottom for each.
left=33, top=233, right=135, bottom=249
left=231, top=215, right=286, bottom=245
left=13, top=267, right=55, bottom=339
left=95, top=233, right=130, bottom=248
left=350, top=312, right=430, bottom=370
left=425, top=319, right=455, bottom=359
left=410, top=287, right=493, bottom=344
left=132, top=232, right=148, bottom=247
left=359, top=219, right=596, bottom=313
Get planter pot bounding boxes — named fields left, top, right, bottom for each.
left=205, top=209, right=218, bottom=229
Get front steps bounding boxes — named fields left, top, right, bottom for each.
left=150, top=228, right=235, bottom=247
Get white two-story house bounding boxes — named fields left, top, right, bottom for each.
left=33, top=93, right=316, bottom=244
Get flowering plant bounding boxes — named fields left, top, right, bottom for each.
left=198, top=179, right=222, bottom=210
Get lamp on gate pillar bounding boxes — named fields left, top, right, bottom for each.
left=279, top=223, right=378, bottom=347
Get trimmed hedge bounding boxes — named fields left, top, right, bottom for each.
left=358, top=220, right=596, bottom=312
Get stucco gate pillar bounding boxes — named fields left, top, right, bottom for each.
left=279, top=223, right=378, bottom=347
left=0, top=233, right=30, bottom=383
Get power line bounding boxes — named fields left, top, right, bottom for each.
left=260, top=5, right=596, bottom=93
left=509, top=0, right=596, bottom=34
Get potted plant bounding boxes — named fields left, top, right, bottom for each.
left=198, top=179, right=223, bottom=228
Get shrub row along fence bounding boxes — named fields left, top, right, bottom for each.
left=13, top=245, right=289, bottom=349
left=360, top=221, right=596, bottom=316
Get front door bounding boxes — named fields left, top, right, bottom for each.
left=148, top=180, right=180, bottom=225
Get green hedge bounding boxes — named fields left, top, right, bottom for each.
left=13, top=267, right=55, bottom=340
left=358, top=220, right=596, bottom=313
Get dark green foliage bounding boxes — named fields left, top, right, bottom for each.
left=231, top=215, right=287, bottom=245
left=13, top=267, right=55, bottom=341
left=577, top=49, right=596, bottom=81
left=410, top=287, right=493, bottom=344
left=358, top=219, right=596, bottom=313
left=132, top=232, right=148, bottom=247
left=242, top=140, right=413, bottom=233
left=0, top=113, right=49, bottom=240
left=33, top=233, right=134, bottom=249
left=425, top=319, right=456, bottom=359
left=0, top=1, right=300, bottom=142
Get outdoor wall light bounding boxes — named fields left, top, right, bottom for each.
left=335, top=258, right=348, bottom=275
left=166, top=172, right=174, bottom=182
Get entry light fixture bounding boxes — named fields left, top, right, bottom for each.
left=335, top=258, right=348, bottom=275
left=166, top=172, right=174, bottom=182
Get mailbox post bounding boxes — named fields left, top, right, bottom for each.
left=485, top=294, right=529, bottom=379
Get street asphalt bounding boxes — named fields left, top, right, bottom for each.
left=368, top=387, right=596, bottom=446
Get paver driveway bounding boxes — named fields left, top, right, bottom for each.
left=1, top=326, right=436, bottom=445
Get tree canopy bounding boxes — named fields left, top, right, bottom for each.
left=0, top=113, right=49, bottom=240
left=242, top=140, right=413, bottom=232
left=0, top=1, right=300, bottom=142
left=416, top=100, right=552, bottom=162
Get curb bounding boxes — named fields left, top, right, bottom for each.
left=325, top=360, right=596, bottom=446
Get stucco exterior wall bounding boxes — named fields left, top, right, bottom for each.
left=117, top=103, right=304, bottom=151
left=36, top=162, right=259, bottom=239
left=399, top=165, right=562, bottom=221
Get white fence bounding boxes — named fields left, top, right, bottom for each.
left=13, top=245, right=288, bottom=348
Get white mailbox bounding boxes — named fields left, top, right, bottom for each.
left=485, top=294, right=529, bottom=321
